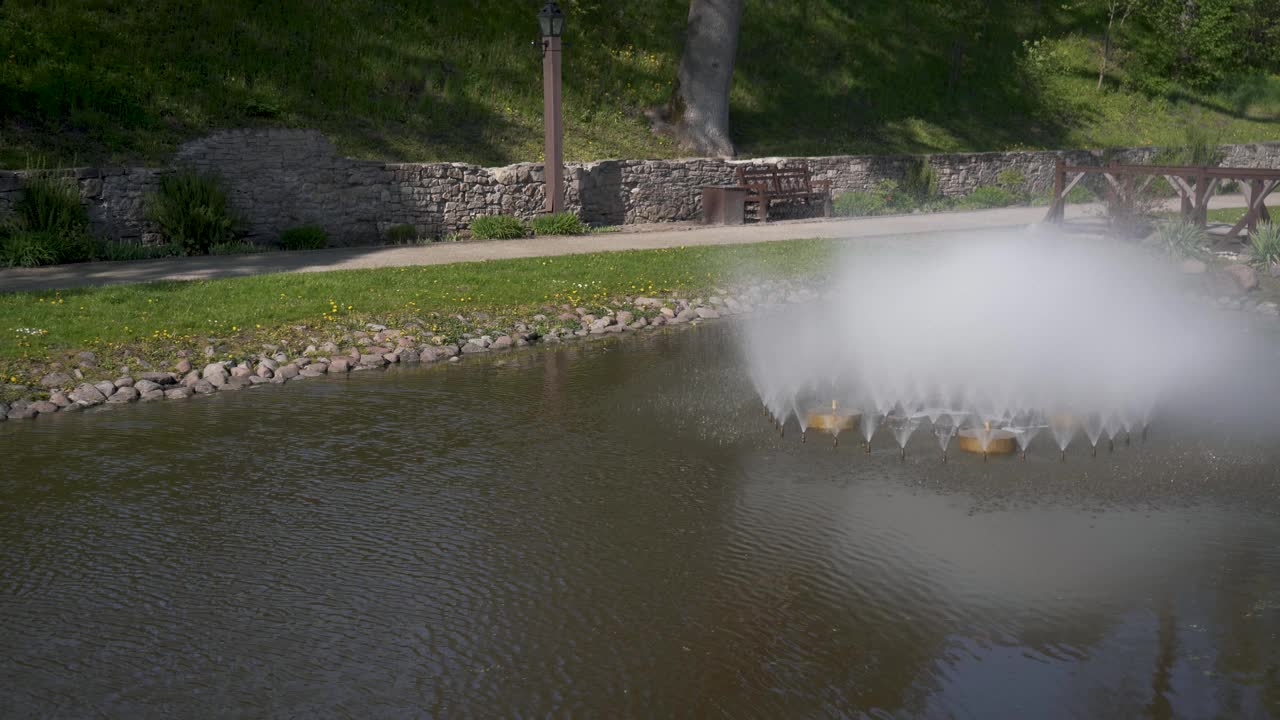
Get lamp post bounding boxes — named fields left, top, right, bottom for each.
left=538, top=2, right=565, bottom=213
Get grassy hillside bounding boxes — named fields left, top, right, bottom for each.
left=2, top=0, right=1279, bottom=169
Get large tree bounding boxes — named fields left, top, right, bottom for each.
left=663, top=0, right=744, bottom=157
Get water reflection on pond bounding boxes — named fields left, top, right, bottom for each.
left=1, top=323, right=1278, bottom=718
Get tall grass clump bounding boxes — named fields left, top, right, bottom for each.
left=147, top=171, right=237, bottom=255
left=833, top=180, right=910, bottom=217
left=901, top=158, right=939, bottom=203
left=1250, top=222, right=1280, bottom=266
left=0, top=231, right=59, bottom=267
left=94, top=240, right=181, bottom=262
left=469, top=215, right=526, bottom=240
left=0, top=172, right=95, bottom=266
left=529, top=211, right=588, bottom=236
left=955, top=186, right=1017, bottom=209
left=280, top=225, right=328, bottom=250
left=1155, top=219, right=1206, bottom=257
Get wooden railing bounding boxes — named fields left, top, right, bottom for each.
left=1044, top=160, right=1280, bottom=237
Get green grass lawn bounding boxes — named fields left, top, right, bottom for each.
left=0, top=239, right=838, bottom=385
left=2, top=1, right=1277, bottom=168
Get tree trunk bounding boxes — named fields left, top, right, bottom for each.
left=1098, top=12, right=1114, bottom=90
left=666, top=0, right=743, bottom=157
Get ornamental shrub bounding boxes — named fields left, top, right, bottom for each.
left=469, top=214, right=526, bottom=240
left=280, top=225, right=328, bottom=250
left=529, top=211, right=589, bottom=236
left=147, top=171, right=237, bottom=255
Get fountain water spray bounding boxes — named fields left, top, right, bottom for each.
left=740, top=229, right=1262, bottom=462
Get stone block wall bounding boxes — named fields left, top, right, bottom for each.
left=2, top=129, right=1279, bottom=246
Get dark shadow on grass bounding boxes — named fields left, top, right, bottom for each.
left=727, top=1, right=1085, bottom=157
left=0, top=245, right=443, bottom=294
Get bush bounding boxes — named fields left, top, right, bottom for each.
left=833, top=179, right=915, bottom=217
left=833, top=191, right=889, bottom=217
left=208, top=241, right=267, bottom=255
left=529, top=211, right=589, bottom=236
left=955, top=185, right=1017, bottom=210
left=1155, top=219, right=1206, bottom=257
left=147, top=171, right=237, bottom=255
left=14, top=173, right=88, bottom=238
left=469, top=214, right=527, bottom=240
left=5, top=172, right=96, bottom=264
left=280, top=225, right=328, bottom=250
left=0, top=229, right=59, bottom=267
left=1250, top=222, right=1280, bottom=266
left=996, top=169, right=1030, bottom=204
left=385, top=223, right=419, bottom=244
left=94, top=240, right=181, bottom=262
left=901, top=157, right=938, bottom=202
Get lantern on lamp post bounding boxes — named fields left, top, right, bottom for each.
left=538, top=2, right=565, bottom=213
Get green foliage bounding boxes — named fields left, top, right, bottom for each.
left=834, top=191, right=888, bottom=217
left=385, top=223, right=419, bottom=245
left=1155, top=122, right=1225, bottom=169
left=147, top=172, right=237, bottom=255
left=279, top=225, right=328, bottom=250
left=833, top=180, right=911, bottom=217
left=1031, top=183, right=1095, bottom=206
left=900, top=158, right=938, bottom=202
left=1129, top=0, right=1274, bottom=90
left=0, top=230, right=59, bottom=267
left=1155, top=219, right=1207, bottom=257
left=13, top=173, right=88, bottom=238
left=1250, top=222, right=1280, bottom=265
left=4, top=0, right=1279, bottom=170
left=209, top=241, right=268, bottom=255
left=955, top=186, right=1018, bottom=209
left=94, top=241, right=181, bottom=262
left=0, top=238, right=838, bottom=364
left=3, top=172, right=96, bottom=265
left=469, top=215, right=526, bottom=240
left=529, top=212, right=589, bottom=236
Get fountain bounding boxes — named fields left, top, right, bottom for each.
left=739, top=230, right=1262, bottom=463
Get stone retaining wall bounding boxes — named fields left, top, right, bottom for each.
left=2, top=130, right=1279, bottom=245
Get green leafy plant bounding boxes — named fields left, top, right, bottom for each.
left=385, top=223, right=419, bottom=244
left=147, top=171, right=237, bottom=255
left=996, top=169, right=1030, bottom=204
left=1250, top=222, right=1280, bottom=266
left=5, top=172, right=96, bottom=264
left=469, top=214, right=527, bottom=240
left=833, top=191, right=888, bottom=217
left=833, top=180, right=915, bottom=217
left=529, top=211, right=589, bottom=236
left=279, top=225, right=328, bottom=250
left=208, top=240, right=268, bottom=255
left=1155, top=219, right=1206, bottom=257
left=94, top=240, right=181, bottom=262
left=900, top=157, right=939, bottom=203
left=955, top=186, right=1017, bottom=209
left=14, top=172, right=88, bottom=238
left=0, top=229, right=59, bottom=267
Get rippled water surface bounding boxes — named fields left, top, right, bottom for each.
left=3, top=324, right=1280, bottom=718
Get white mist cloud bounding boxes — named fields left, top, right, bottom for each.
left=742, top=228, right=1279, bottom=452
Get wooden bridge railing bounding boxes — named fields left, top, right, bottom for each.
left=1044, top=161, right=1280, bottom=237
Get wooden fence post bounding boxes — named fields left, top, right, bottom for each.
left=1052, top=159, right=1065, bottom=223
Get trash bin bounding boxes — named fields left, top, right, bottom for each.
left=701, top=185, right=748, bottom=225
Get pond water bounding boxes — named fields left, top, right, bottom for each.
left=2, top=323, right=1279, bottom=718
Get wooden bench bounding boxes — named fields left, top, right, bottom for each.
left=735, top=162, right=832, bottom=222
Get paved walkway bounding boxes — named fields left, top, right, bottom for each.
left=0, top=197, right=1246, bottom=293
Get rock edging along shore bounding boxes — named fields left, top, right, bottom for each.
left=0, top=281, right=823, bottom=424
left=3, top=251, right=1277, bottom=424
